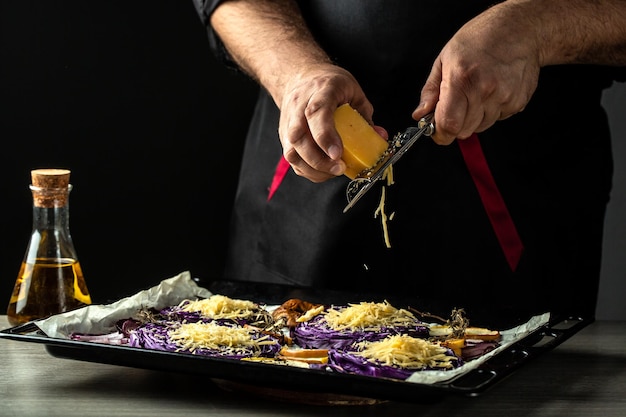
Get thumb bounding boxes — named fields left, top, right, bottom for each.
left=412, top=58, right=442, bottom=121
left=373, top=125, right=389, bottom=141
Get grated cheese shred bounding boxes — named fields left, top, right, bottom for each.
left=168, top=322, right=274, bottom=354
left=374, top=165, right=394, bottom=248
left=354, top=335, right=455, bottom=369
left=296, top=305, right=325, bottom=323
left=383, top=165, right=394, bottom=186
left=374, top=186, right=392, bottom=248
left=179, top=295, right=257, bottom=320
left=323, top=301, right=417, bottom=331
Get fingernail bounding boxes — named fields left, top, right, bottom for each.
left=327, top=145, right=341, bottom=160
left=330, top=161, right=345, bottom=176
left=412, top=102, right=425, bottom=118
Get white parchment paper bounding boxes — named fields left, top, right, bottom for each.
left=407, top=312, right=550, bottom=384
left=36, top=271, right=212, bottom=339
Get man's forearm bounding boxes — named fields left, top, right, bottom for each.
left=210, top=0, right=626, bottom=102
left=500, top=0, right=626, bottom=66
left=210, top=0, right=332, bottom=107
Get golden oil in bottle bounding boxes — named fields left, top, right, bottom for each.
left=7, top=169, right=92, bottom=326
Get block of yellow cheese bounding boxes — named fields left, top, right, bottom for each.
left=334, top=103, right=389, bottom=179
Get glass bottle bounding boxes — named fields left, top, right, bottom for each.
left=7, top=169, right=91, bottom=326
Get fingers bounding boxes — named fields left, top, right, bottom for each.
left=280, top=97, right=345, bottom=182
left=278, top=64, right=376, bottom=182
left=433, top=74, right=498, bottom=143
left=429, top=70, right=531, bottom=146
left=432, top=77, right=468, bottom=145
left=414, top=6, right=540, bottom=146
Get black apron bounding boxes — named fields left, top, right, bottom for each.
left=197, top=0, right=619, bottom=327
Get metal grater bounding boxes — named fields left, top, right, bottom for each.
left=343, top=113, right=435, bottom=213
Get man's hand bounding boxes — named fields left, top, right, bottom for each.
left=278, top=63, right=385, bottom=182
left=413, top=2, right=540, bottom=145
left=413, top=0, right=626, bottom=145
left=211, top=0, right=386, bottom=182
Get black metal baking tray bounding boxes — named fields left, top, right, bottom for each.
left=0, top=279, right=592, bottom=404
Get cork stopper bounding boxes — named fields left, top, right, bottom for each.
left=31, top=169, right=72, bottom=208
left=31, top=169, right=70, bottom=188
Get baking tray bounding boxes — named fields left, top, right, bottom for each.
left=0, top=279, right=592, bottom=404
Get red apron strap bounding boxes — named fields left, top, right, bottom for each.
left=458, top=134, right=524, bottom=271
left=267, top=156, right=291, bottom=201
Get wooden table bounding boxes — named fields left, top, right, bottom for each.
left=1, top=315, right=625, bottom=416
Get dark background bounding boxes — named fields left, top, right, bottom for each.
left=0, top=1, right=258, bottom=303
left=1, top=1, right=624, bottom=318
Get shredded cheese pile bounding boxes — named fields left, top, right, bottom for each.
left=180, top=295, right=257, bottom=320
left=354, top=335, right=456, bottom=369
left=323, top=301, right=417, bottom=331
left=168, top=322, right=273, bottom=354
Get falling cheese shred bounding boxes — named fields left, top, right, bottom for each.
left=374, top=186, right=391, bottom=248
left=354, top=335, right=456, bottom=369
left=323, top=301, right=417, bottom=331
left=383, top=165, right=394, bottom=186
left=168, top=322, right=274, bottom=354
left=374, top=165, right=395, bottom=249
left=179, top=295, right=257, bottom=320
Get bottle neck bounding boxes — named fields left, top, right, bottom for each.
left=32, top=204, right=71, bottom=233
left=27, top=185, right=76, bottom=262
left=30, top=185, right=72, bottom=232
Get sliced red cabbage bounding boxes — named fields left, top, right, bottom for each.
left=293, top=309, right=429, bottom=350
left=326, top=345, right=461, bottom=380
left=128, top=321, right=281, bottom=360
